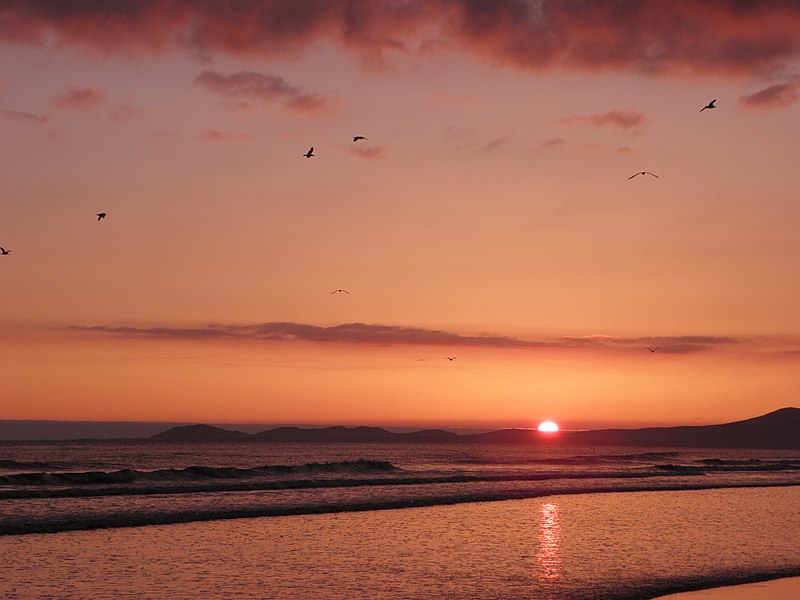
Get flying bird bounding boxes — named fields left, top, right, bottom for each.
left=446, top=357, right=456, bottom=361
left=97, top=212, right=106, bottom=221
left=303, top=147, right=315, bottom=158
left=628, top=172, right=659, bottom=179
left=647, top=347, right=657, bottom=353
left=0, top=247, right=9, bottom=255
left=352, top=136, right=368, bottom=142
left=700, top=99, right=716, bottom=112
left=331, top=289, right=350, bottom=295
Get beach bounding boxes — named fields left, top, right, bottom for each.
left=3, top=486, right=799, bottom=599
left=659, top=577, right=800, bottom=599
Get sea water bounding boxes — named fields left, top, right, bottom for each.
left=1, top=442, right=799, bottom=598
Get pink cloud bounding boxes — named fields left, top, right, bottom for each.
left=0, top=2, right=798, bottom=77
left=347, top=145, right=386, bottom=160
left=0, top=108, right=48, bottom=123
left=560, top=110, right=645, bottom=129
left=739, top=81, right=800, bottom=109
left=52, top=86, right=106, bottom=110
left=194, top=69, right=331, bottom=114
left=196, top=129, right=252, bottom=142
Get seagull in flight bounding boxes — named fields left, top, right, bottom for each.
left=647, top=347, right=657, bottom=353
left=628, top=171, right=659, bottom=179
left=331, top=289, right=350, bottom=295
left=446, top=357, right=456, bottom=361
left=0, top=247, right=9, bottom=255
left=97, top=212, right=106, bottom=221
left=303, top=147, right=315, bottom=158
left=352, top=136, right=368, bottom=142
left=700, top=99, right=716, bottom=112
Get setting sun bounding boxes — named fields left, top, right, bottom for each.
left=537, top=421, right=560, bottom=433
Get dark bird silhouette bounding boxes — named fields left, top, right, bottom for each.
left=647, top=347, right=657, bottom=353
left=303, top=147, right=315, bottom=158
left=628, top=171, right=659, bottom=179
left=446, top=357, right=456, bottom=361
left=0, top=247, right=9, bottom=255
left=352, top=136, right=368, bottom=142
left=97, top=212, right=106, bottom=221
left=331, top=289, right=350, bottom=295
left=700, top=99, right=716, bottom=112
left=416, top=359, right=426, bottom=362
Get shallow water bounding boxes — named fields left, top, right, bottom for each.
left=2, top=487, right=799, bottom=599
left=2, top=442, right=799, bottom=535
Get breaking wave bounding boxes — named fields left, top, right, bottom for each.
left=0, top=459, right=398, bottom=488
left=0, top=459, right=64, bottom=470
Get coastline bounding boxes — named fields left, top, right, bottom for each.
left=3, top=488, right=799, bottom=599
left=658, top=576, right=800, bottom=599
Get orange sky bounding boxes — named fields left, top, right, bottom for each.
left=1, top=1, right=799, bottom=429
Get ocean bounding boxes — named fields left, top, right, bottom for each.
left=2, top=441, right=799, bottom=598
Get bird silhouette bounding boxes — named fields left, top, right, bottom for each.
left=446, top=357, right=456, bottom=361
left=647, top=347, right=657, bottom=353
left=97, top=212, right=106, bottom=221
left=0, top=247, right=9, bottom=255
left=331, top=289, right=350, bottom=294
left=700, top=99, right=716, bottom=112
left=352, top=136, right=368, bottom=142
left=628, top=171, right=659, bottom=179
left=303, top=147, right=315, bottom=158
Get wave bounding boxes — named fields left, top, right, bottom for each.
left=3, top=480, right=798, bottom=536
left=700, top=458, right=800, bottom=467
left=459, top=451, right=682, bottom=466
left=0, top=468, right=706, bottom=500
left=0, top=459, right=64, bottom=470
left=0, top=459, right=398, bottom=488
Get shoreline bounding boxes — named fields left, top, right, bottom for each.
left=3, top=480, right=799, bottom=537
left=657, top=575, right=800, bottom=599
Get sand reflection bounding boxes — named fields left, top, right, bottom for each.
left=536, top=501, right=561, bottom=582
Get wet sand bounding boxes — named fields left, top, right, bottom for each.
left=2, top=487, right=799, bottom=599
left=659, top=576, right=800, bottom=599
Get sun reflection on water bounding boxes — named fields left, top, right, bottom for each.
left=536, top=502, right=562, bottom=583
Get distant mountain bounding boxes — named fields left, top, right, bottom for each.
left=464, top=407, right=800, bottom=449
left=150, top=424, right=251, bottom=442
left=252, top=426, right=460, bottom=443
left=33, top=407, right=800, bottom=449
left=554, top=407, right=800, bottom=449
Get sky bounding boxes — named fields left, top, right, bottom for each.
left=0, top=1, right=799, bottom=430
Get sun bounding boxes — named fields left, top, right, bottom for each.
left=537, top=421, right=559, bottom=433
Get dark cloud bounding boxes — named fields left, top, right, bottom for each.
left=478, top=136, right=510, bottom=153
left=739, top=81, right=800, bottom=109
left=560, top=109, right=644, bottom=129
left=1, top=2, right=798, bottom=77
left=542, top=137, right=565, bottom=148
left=194, top=69, right=330, bottom=114
left=560, top=335, right=739, bottom=354
left=0, top=108, right=48, bottom=123
left=68, top=322, right=538, bottom=348
left=51, top=86, right=106, bottom=110
left=68, top=322, right=742, bottom=354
